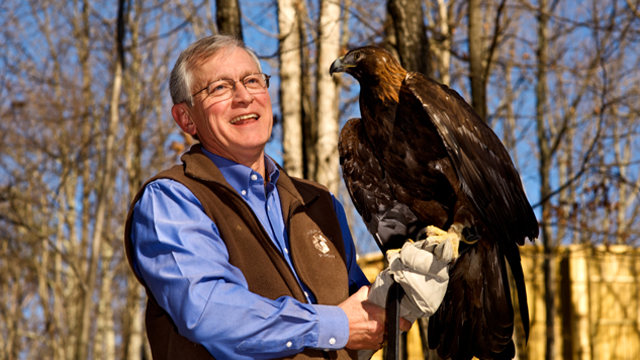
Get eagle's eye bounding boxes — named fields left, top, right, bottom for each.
left=354, top=52, right=362, bottom=61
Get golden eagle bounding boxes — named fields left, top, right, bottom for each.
left=330, top=46, right=538, bottom=360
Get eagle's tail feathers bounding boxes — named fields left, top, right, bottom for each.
left=503, top=241, right=530, bottom=341
left=429, top=241, right=517, bottom=360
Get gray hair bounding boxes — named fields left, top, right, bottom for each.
left=169, top=35, right=262, bottom=106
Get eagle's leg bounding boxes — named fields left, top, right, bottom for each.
left=423, top=223, right=467, bottom=259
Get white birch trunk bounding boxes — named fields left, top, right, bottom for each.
left=75, top=28, right=123, bottom=360
left=126, top=291, right=145, bottom=360
left=122, top=7, right=146, bottom=358
left=435, top=0, right=451, bottom=85
left=96, top=242, right=116, bottom=360
left=315, top=0, right=341, bottom=193
left=278, top=0, right=303, bottom=178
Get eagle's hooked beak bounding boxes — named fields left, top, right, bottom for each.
left=329, top=56, right=345, bottom=76
left=329, top=54, right=355, bottom=75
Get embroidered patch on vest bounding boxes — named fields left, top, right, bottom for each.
left=309, top=230, right=335, bottom=258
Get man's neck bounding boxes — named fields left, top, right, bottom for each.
left=202, top=144, right=266, bottom=180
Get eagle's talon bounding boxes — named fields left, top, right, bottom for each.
left=424, top=225, right=461, bottom=259
left=426, top=225, right=447, bottom=237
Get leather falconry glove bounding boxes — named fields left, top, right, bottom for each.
left=368, top=238, right=453, bottom=323
left=358, top=239, right=453, bottom=360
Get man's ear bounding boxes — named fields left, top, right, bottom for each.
left=171, top=103, right=197, bottom=136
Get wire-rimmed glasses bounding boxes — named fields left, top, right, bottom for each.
left=192, top=73, right=271, bottom=103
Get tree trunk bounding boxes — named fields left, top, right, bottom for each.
left=614, top=118, right=640, bottom=244
left=468, top=0, right=486, bottom=120
left=75, top=1, right=94, bottom=354
left=122, top=2, right=145, bottom=357
left=95, top=242, right=116, bottom=360
left=216, top=0, right=243, bottom=39
left=535, top=0, right=556, bottom=358
left=299, top=0, right=316, bottom=181
left=278, top=0, right=303, bottom=178
left=433, top=0, right=451, bottom=85
left=382, top=10, right=400, bottom=61
left=75, top=1, right=125, bottom=358
left=387, top=0, right=431, bottom=76
left=314, top=0, right=341, bottom=193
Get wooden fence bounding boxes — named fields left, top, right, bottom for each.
left=357, top=244, right=640, bottom=360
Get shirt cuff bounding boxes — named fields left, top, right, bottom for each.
left=312, top=304, right=350, bottom=350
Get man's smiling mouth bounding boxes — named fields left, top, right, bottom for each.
left=230, top=114, right=259, bottom=124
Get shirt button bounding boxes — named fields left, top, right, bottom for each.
left=286, top=341, right=292, bottom=348
left=251, top=174, right=258, bottom=181
left=304, top=291, right=309, bottom=298
left=329, top=338, right=336, bottom=345
left=284, top=248, right=289, bottom=254
left=241, top=190, right=247, bottom=196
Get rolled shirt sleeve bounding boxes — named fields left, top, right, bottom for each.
left=131, top=180, right=355, bottom=359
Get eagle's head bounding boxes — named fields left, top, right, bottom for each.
left=330, top=46, right=406, bottom=86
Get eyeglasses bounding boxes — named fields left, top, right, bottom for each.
left=191, top=73, right=271, bottom=102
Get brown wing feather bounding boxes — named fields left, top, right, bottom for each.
left=404, top=72, right=538, bottom=245
left=395, top=72, right=535, bottom=359
left=404, top=72, right=536, bottom=340
left=338, top=118, right=426, bottom=252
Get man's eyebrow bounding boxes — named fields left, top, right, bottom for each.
left=207, top=71, right=260, bottom=82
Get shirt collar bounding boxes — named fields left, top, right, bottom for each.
left=200, top=147, right=280, bottom=193
left=265, top=155, right=281, bottom=184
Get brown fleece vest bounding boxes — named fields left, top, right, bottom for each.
left=124, top=145, right=357, bottom=360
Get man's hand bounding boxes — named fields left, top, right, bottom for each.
left=339, top=286, right=384, bottom=350
left=339, top=286, right=410, bottom=350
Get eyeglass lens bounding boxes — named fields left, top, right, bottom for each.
left=207, top=74, right=269, bottom=101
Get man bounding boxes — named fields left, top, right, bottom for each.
left=125, top=35, right=446, bottom=360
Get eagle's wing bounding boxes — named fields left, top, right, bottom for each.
left=339, top=118, right=426, bottom=252
left=404, top=72, right=538, bottom=245
left=403, top=72, right=537, bottom=343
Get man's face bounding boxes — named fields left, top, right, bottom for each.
left=185, top=47, right=273, bottom=162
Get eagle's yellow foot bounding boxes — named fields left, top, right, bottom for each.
left=424, top=224, right=463, bottom=259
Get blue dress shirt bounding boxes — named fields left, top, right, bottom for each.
left=130, top=149, right=370, bottom=359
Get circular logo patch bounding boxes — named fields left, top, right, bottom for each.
left=312, top=233, right=330, bottom=254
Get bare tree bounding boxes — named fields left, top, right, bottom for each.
left=425, top=0, right=453, bottom=85
left=217, top=0, right=243, bottom=38
left=121, top=1, right=147, bottom=359
left=279, top=0, right=304, bottom=178
left=533, top=1, right=557, bottom=358
left=387, top=0, right=431, bottom=76
left=315, top=0, right=342, bottom=193
left=300, top=0, right=318, bottom=181
left=0, top=0, right=182, bottom=357
left=75, top=0, right=126, bottom=358
left=468, top=0, right=508, bottom=122
left=468, top=0, right=486, bottom=120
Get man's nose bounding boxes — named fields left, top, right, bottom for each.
left=232, top=82, right=255, bottom=103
